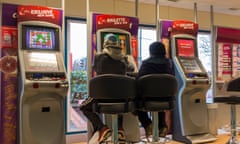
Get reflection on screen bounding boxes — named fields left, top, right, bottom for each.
left=180, top=59, right=202, bottom=73
left=100, top=32, right=130, bottom=54
left=177, top=39, right=195, bottom=57
left=26, top=52, right=59, bottom=72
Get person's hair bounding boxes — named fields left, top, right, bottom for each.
left=149, top=41, right=166, bottom=57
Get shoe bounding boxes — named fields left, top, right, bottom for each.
left=118, top=128, right=126, bottom=141
left=144, top=123, right=153, bottom=142
left=159, top=126, right=168, bottom=137
left=144, top=123, right=153, bottom=138
left=98, top=126, right=112, bottom=143
left=145, top=124, right=168, bottom=140
left=89, top=131, right=99, bottom=144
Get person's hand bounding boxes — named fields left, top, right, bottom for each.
left=127, top=63, right=135, bottom=72
left=124, top=56, right=135, bottom=72
left=123, top=56, right=129, bottom=64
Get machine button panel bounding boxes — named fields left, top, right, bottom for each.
left=26, top=72, right=66, bottom=81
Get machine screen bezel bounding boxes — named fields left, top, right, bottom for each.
left=21, top=25, right=60, bottom=51
left=175, top=37, right=197, bottom=58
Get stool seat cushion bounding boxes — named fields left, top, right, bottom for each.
left=137, top=74, right=178, bottom=111
left=89, top=74, right=136, bottom=114
left=142, top=101, right=175, bottom=112
left=93, top=101, right=135, bottom=114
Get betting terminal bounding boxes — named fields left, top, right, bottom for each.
left=170, top=21, right=216, bottom=143
left=17, top=20, right=68, bottom=144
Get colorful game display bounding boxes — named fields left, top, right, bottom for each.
left=22, top=25, right=59, bottom=50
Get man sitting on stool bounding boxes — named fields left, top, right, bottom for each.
left=80, top=33, right=134, bottom=143
left=135, top=41, right=175, bottom=139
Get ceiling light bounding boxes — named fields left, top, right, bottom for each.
left=229, top=7, right=240, bottom=11
left=167, top=0, right=180, bottom=2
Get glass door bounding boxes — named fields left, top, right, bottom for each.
left=66, top=18, right=88, bottom=133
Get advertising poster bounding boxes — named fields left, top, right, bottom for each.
left=216, top=27, right=240, bottom=82
left=222, top=44, right=232, bottom=76
left=160, top=20, right=173, bottom=58
left=232, top=44, right=240, bottom=78
left=0, top=3, right=18, bottom=144
left=2, top=26, right=18, bottom=48
left=217, top=43, right=232, bottom=81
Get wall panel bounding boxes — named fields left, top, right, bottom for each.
left=2, top=0, right=240, bottom=30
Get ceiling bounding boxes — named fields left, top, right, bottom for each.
left=126, top=0, right=240, bottom=16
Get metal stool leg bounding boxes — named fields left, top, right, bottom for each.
left=152, top=112, right=159, bottom=142
left=228, top=104, right=239, bottom=144
left=112, top=114, right=118, bottom=144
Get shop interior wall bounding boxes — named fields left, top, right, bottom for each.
left=2, top=0, right=239, bottom=135
left=2, top=0, right=240, bottom=30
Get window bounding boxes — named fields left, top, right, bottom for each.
left=66, top=18, right=88, bottom=134
left=138, top=26, right=156, bottom=62
left=197, top=31, right=212, bottom=77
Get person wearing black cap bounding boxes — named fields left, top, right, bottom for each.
left=136, top=41, right=175, bottom=139
left=80, top=33, right=134, bottom=143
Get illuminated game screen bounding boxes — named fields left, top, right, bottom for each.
left=180, top=58, right=202, bottom=73
left=22, top=25, right=59, bottom=50
left=25, top=52, right=59, bottom=72
left=176, top=38, right=195, bottom=57
left=99, top=32, right=131, bottom=54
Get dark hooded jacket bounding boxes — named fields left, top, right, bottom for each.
left=136, top=57, right=174, bottom=79
left=136, top=41, right=174, bottom=79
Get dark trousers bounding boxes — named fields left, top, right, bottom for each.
left=137, top=111, right=166, bottom=130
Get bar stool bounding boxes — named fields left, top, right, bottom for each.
left=137, top=74, right=178, bottom=143
left=89, top=74, right=136, bottom=144
left=215, top=78, right=240, bottom=144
